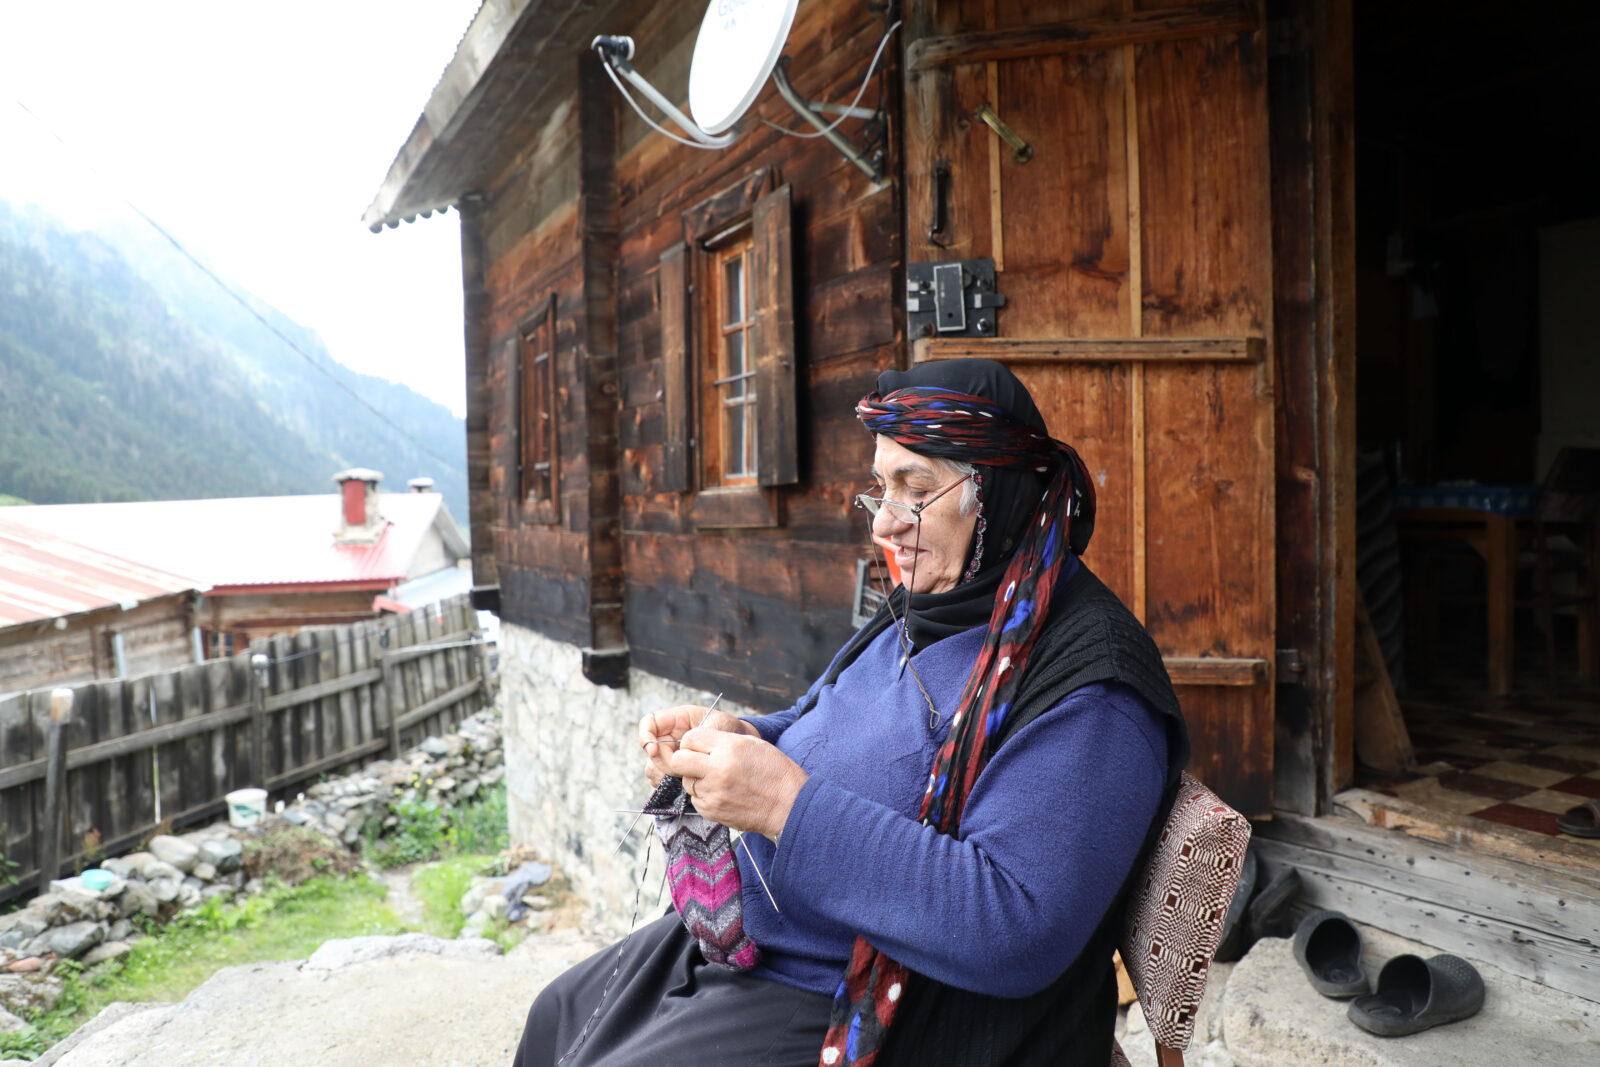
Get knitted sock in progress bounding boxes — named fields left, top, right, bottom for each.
left=648, top=776, right=761, bottom=970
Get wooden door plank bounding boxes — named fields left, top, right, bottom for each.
left=905, top=61, right=995, bottom=262
left=1134, top=33, right=1272, bottom=341
left=1164, top=656, right=1268, bottom=686
left=993, top=49, right=1132, bottom=338
left=913, top=337, right=1264, bottom=362
left=908, top=2, right=1257, bottom=69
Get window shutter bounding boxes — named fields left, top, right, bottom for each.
left=752, top=183, right=798, bottom=487
left=501, top=335, right=521, bottom=525
left=658, top=241, right=692, bottom=493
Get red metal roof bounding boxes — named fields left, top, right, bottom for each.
left=3, top=492, right=466, bottom=595
left=0, top=518, right=199, bottom=628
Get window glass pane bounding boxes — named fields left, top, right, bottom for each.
left=724, top=331, right=745, bottom=395
left=724, top=255, right=745, bottom=325
left=724, top=403, right=746, bottom=478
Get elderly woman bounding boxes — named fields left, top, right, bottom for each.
left=513, top=359, right=1187, bottom=1067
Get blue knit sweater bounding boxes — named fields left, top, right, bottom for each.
left=735, top=601, right=1169, bottom=999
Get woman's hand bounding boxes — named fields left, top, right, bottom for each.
left=663, top=727, right=808, bottom=840
left=638, top=705, right=757, bottom=787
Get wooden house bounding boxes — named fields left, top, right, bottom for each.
left=367, top=0, right=1600, bottom=997
left=0, top=518, right=201, bottom=695
left=6, top=470, right=471, bottom=656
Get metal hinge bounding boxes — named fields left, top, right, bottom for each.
left=1276, top=648, right=1305, bottom=678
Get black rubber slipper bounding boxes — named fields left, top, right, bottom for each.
left=1556, top=798, right=1600, bottom=838
left=1348, top=954, right=1485, bottom=1036
left=1293, top=910, right=1368, bottom=998
left=1248, top=866, right=1302, bottom=940
left=1213, top=847, right=1258, bottom=963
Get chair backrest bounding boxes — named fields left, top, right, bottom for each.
left=1538, top=446, right=1600, bottom=525
left=1116, top=772, right=1252, bottom=1064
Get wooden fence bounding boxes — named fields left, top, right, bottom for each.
left=0, top=595, right=493, bottom=904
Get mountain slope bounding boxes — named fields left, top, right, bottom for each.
left=0, top=202, right=468, bottom=522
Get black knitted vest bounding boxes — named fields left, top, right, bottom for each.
left=875, top=561, right=1189, bottom=1067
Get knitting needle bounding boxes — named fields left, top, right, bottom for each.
left=612, top=693, right=724, bottom=856
left=735, top=832, right=781, bottom=913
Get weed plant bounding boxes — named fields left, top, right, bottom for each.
left=363, top=782, right=508, bottom=869
left=410, top=853, right=494, bottom=938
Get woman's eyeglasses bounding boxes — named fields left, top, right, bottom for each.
left=853, top=472, right=973, bottom=525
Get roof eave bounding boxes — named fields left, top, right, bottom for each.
left=362, top=0, right=541, bottom=232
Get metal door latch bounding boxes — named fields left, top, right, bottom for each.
left=906, top=259, right=1006, bottom=338
left=974, top=104, right=1032, bottom=163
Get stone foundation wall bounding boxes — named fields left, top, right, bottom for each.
left=498, top=624, right=760, bottom=936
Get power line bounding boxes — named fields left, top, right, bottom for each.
left=10, top=97, right=459, bottom=472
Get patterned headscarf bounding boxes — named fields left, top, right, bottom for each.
left=818, top=382, right=1096, bottom=1066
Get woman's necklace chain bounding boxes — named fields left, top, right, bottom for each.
left=878, top=543, right=942, bottom=732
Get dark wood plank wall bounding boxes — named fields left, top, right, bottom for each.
left=197, top=590, right=391, bottom=643
left=0, top=595, right=194, bottom=694
left=615, top=0, right=900, bottom=706
left=482, top=0, right=902, bottom=707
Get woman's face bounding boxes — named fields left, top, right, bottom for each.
left=870, top=436, right=979, bottom=595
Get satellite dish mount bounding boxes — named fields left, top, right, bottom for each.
left=593, top=0, right=884, bottom=182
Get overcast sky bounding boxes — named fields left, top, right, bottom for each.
left=0, top=1, right=483, bottom=416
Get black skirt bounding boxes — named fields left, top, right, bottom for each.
left=512, top=913, right=834, bottom=1067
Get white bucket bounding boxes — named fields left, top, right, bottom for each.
left=226, top=787, right=268, bottom=828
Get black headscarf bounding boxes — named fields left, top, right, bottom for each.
left=872, top=359, right=1094, bottom=647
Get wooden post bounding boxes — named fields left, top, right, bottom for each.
left=37, top=688, right=72, bottom=894
left=380, top=651, right=402, bottom=759
left=471, top=628, right=494, bottom=708
left=249, top=654, right=269, bottom=785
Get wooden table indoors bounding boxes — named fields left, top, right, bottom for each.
left=1394, top=485, right=1541, bottom=696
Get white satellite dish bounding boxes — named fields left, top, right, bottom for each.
left=688, top=0, right=800, bottom=135
left=592, top=0, right=885, bottom=181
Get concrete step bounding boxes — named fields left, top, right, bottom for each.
left=1121, top=923, right=1599, bottom=1067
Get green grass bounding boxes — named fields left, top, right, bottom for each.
left=0, top=875, right=401, bottom=1059
left=0, top=782, right=515, bottom=1060
left=364, top=781, right=509, bottom=869
left=0, top=494, right=28, bottom=506
left=411, top=853, right=499, bottom=938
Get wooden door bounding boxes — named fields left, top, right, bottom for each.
left=905, top=0, right=1275, bottom=813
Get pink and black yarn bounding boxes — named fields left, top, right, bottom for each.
left=647, top=775, right=760, bottom=971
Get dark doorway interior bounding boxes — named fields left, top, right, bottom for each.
left=1350, top=0, right=1600, bottom=844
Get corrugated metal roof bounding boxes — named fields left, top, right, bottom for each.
left=3, top=492, right=465, bottom=593
left=0, top=518, right=199, bottom=628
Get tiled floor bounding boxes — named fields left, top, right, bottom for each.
left=1357, top=687, right=1600, bottom=848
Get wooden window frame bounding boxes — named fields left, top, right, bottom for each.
left=700, top=227, right=760, bottom=489
left=516, top=292, right=560, bottom=525
left=658, top=169, right=798, bottom=530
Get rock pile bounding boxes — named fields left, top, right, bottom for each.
left=276, top=710, right=505, bottom=847
left=0, top=828, right=245, bottom=1030
left=458, top=858, right=555, bottom=940
left=0, top=710, right=506, bottom=1028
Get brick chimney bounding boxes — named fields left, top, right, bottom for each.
left=333, top=468, right=385, bottom=543
left=407, top=477, right=435, bottom=493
